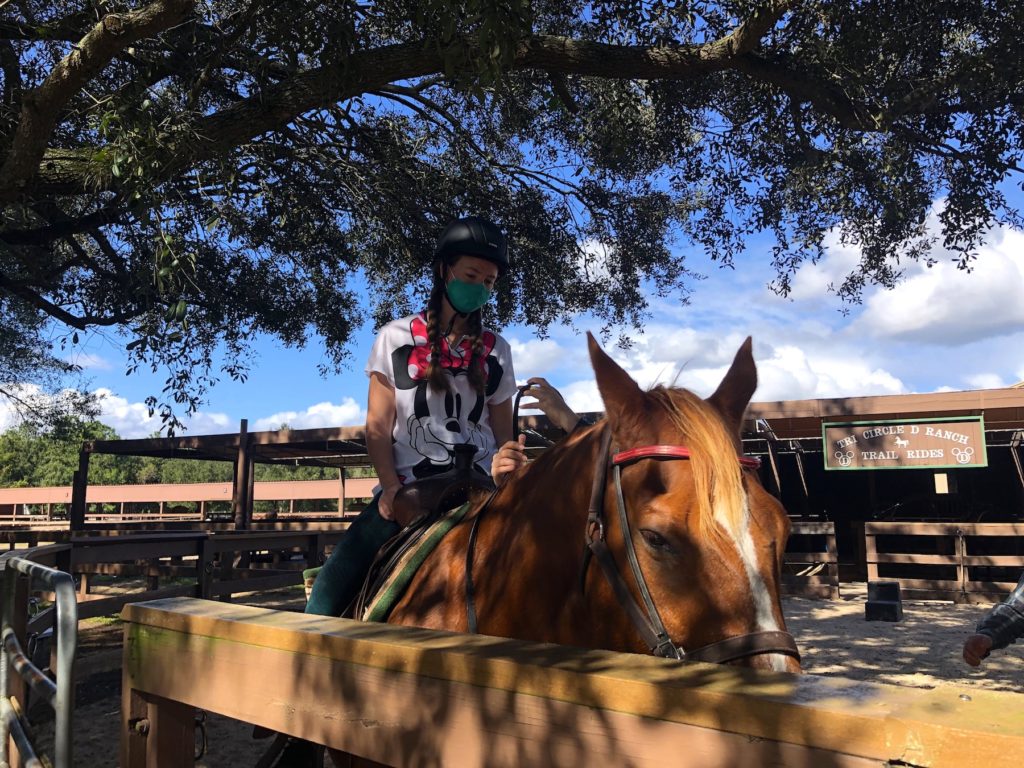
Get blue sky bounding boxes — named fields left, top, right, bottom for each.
left=4, top=202, right=1024, bottom=438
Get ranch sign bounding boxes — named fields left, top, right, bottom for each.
left=822, top=416, right=987, bottom=471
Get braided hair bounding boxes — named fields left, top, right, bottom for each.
left=424, top=258, right=488, bottom=394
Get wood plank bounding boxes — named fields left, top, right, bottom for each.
left=963, top=555, right=1024, bottom=567
left=868, top=554, right=958, bottom=566
left=209, top=573, right=302, bottom=596
left=878, top=578, right=961, bottom=591
left=866, top=522, right=1024, bottom=536
left=123, top=598, right=1024, bottom=768
left=789, top=523, right=837, bottom=535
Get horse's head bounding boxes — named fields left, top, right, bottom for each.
left=587, top=334, right=801, bottom=672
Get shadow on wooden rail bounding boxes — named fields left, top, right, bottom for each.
left=120, top=597, right=1024, bottom=768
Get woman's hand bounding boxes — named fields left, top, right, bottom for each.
left=377, top=483, right=402, bottom=521
left=491, top=434, right=527, bottom=486
left=519, top=377, right=581, bottom=433
left=962, top=633, right=994, bottom=667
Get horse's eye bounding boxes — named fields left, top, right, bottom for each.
left=640, top=529, right=670, bottom=551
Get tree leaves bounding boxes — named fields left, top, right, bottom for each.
left=2, top=0, right=1024, bottom=430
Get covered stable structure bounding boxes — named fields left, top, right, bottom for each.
left=69, top=386, right=1024, bottom=574
left=747, top=384, right=1024, bottom=580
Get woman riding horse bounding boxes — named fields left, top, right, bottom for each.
left=306, top=215, right=580, bottom=619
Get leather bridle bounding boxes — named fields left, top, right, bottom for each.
left=584, top=426, right=801, bottom=665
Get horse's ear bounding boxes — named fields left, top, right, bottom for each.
left=707, top=337, right=757, bottom=433
left=588, top=332, right=647, bottom=437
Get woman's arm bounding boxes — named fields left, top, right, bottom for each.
left=366, top=372, right=401, bottom=520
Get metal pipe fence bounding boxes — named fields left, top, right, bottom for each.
left=0, top=555, right=77, bottom=768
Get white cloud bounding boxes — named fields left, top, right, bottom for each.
left=251, top=398, right=365, bottom=431
left=508, top=337, right=578, bottom=376
left=92, top=389, right=233, bottom=438
left=575, top=239, right=613, bottom=281
left=0, top=384, right=103, bottom=432
left=67, top=353, right=112, bottom=371
left=964, top=373, right=1010, bottom=390
left=97, top=391, right=366, bottom=437
left=0, top=384, right=44, bottom=431
left=849, top=226, right=1024, bottom=346
left=555, top=378, right=604, bottom=414
left=93, top=389, right=163, bottom=437
left=786, top=232, right=864, bottom=302
left=521, top=325, right=910, bottom=416
left=753, top=344, right=906, bottom=401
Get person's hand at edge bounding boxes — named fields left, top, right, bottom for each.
left=962, top=633, right=994, bottom=667
left=519, top=377, right=581, bottom=433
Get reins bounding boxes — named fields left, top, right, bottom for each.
left=463, top=384, right=534, bottom=633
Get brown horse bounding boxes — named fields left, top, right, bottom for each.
left=386, top=334, right=801, bottom=673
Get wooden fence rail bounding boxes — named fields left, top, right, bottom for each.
left=0, top=478, right=378, bottom=522
left=16, top=529, right=345, bottom=633
left=783, top=522, right=840, bottom=599
left=121, top=597, right=1024, bottom=767
left=865, top=522, right=1024, bottom=602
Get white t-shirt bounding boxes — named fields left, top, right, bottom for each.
left=365, top=312, right=517, bottom=483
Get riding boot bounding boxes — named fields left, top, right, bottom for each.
left=305, top=495, right=401, bottom=618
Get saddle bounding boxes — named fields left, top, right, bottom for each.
left=349, top=444, right=495, bottom=620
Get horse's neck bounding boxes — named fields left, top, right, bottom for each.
left=486, top=429, right=601, bottom=551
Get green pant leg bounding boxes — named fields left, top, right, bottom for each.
left=305, top=494, right=401, bottom=617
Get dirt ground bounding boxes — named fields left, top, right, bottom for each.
left=30, top=586, right=1024, bottom=766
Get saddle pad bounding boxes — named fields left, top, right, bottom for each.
left=362, top=502, right=471, bottom=623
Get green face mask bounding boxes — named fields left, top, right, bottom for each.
left=445, top=277, right=491, bottom=314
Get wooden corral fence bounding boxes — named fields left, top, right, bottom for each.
left=0, top=510, right=840, bottom=598
left=14, top=530, right=345, bottom=635
left=121, top=597, right=1024, bottom=768
left=866, top=522, right=1024, bottom=602
left=0, top=478, right=378, bottom=523
left=782, top=522, right=839, bottom=599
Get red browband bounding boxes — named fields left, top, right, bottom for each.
left=612, top=445, right=762, bottom=470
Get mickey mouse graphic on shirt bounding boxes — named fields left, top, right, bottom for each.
left=391, top=315, right=505, bottom=479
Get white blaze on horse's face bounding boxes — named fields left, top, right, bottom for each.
left=714, top=496, right=790, bottom=672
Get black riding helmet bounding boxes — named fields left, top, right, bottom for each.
left=434, top=216, right=509, bottom=276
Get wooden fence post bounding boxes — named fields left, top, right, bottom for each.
left=955, top=528, right=968, bottom=604
left=197, top=538, right=215, bottom=601
left=69, top=447, right=91, bottom=531
left=864, top=525, right=879, bottom=582
left=232, top=419, right=251, bottom=530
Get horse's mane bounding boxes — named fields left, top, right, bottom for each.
left=495, top=385, right=747, bottom=542
left=647, top=386, right=747, bottom=543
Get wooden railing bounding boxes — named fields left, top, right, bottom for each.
left=0, top=478, right=377, bottom=523
left=120, top=597, right=1024, bottom=767
left=783, top=522, right=839, bottom=599
left=865, top=522, right=1024, bottom=602
left=15, top=529, right=346, bottom=632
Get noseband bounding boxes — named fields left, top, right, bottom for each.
left=584, top=427, right=801, bottom=665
